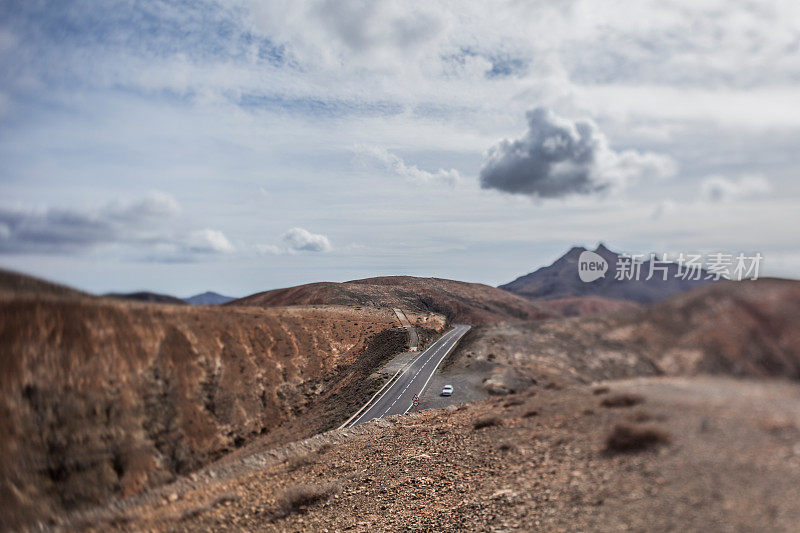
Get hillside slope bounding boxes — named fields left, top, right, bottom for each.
left=0, top=291, right=442, bottom=529
left=0, top=267, right=91, bottom=299
left=230, top=276, right=551, bottom=325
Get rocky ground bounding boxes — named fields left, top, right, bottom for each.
left=70, top=376, right=800, bottom=532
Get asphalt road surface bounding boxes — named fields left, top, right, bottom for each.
left=344, top=324, right=471, bottom=428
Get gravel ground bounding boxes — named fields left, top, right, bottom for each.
left=81, top=376, right=800, bottom=532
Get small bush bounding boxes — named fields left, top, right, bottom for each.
left=473, top=416, right=503, bottom=429
left=316, top=442, right=333, bottom=455
left=592, top=386, right=610, bottom=395
left=497, top=441, right=516, bottom=453
left=523, top=409, right=539, bottom=418
left=601, top=393, right=645, bottom=408
left=503, top=397, right=524, bottom=408
left=626, top=410, right=658, bottom=423
left=286, top=452, right=315, bottom=472
left=274, top=482, right=341, bottom=519
left=605, top=423, right=670, bottom=453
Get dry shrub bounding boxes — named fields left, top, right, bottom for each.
left=605, top=423, right=670, bottom=454
left=626, top=410, right=662, bottom=423
left=316, top=442, right=333, bottom=455
left=523, top=409, right=539, bottom=418
left=274, top=482, right=341, bottom=519
left=286, top=452, right=315, bottom=472
left=592, top=386, right=610, bottom=395
left=179, top=492, right=238, bottom=522
left=473, top=416, right=503, bottom=429
left=497, top=441, right=516, bottom=453
left=503, top=397, right=524, bottom=408
left=601, top=393, right=645, bottom=408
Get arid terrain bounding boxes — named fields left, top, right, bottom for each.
left=2, top=269, right=800, bottom=531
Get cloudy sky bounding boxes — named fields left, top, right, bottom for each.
left=1, top=0, right=799, bottom=296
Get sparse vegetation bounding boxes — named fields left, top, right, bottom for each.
left=473, top=416, right=503, bottom=429
left=497, top=441, right=516, bottom=453
left=523, top=409, right=539, bottom=418
left=604, top=423, right=670, bottom=453
left=601, top=393, right=645, bottom=408
left=274, top=482, right=341, bottom=519
left=316, top=442, right=333, bottom=455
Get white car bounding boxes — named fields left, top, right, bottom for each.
left=441, top=385, right=454, bottom=396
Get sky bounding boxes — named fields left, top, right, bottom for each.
left=1, top=0, right=799, bottom=297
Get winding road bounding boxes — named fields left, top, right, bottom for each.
left=342, top=324, right=471, bottom=428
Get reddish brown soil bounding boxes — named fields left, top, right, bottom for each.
left=229, top=276, right=552, bottom=325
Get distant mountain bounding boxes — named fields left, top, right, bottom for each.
left=104, top=291, right=188, bottom=305
left=184, top=291, right=235, bottom=306
left=500, top=244, right=715, bottom=304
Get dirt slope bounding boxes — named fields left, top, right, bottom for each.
left=0, top=291, right=442, bottom=529
left=230, top=276, right=551, bottom=325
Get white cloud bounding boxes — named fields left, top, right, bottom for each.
left=354, top=145, right=460, bottom=186
left=701, top=174, right=772, bottom=202
left=188, top=229, right=234, bottom=253
left=282, top=227, right=332, bottom=252
left=254, top=243, right=282, bottom=255
left=479, top=107, right=676, bottom=198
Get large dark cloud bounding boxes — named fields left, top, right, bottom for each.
left=480, top=108, right=676, bottom=198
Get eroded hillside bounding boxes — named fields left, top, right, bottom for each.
left=0, top=291, right=444, bottom=529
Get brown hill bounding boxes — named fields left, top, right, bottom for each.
left=230, top=276, right=552, bottom=325
left=0, top=290, right=443, bottom=529
left=104, top=291, right=188, bottom=305
left=0, top=267, right=91, bottom=299
left=447, top=278, right=800, bottom=394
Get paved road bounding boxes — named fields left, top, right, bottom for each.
left=344, top=324, right=471, bottom=428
